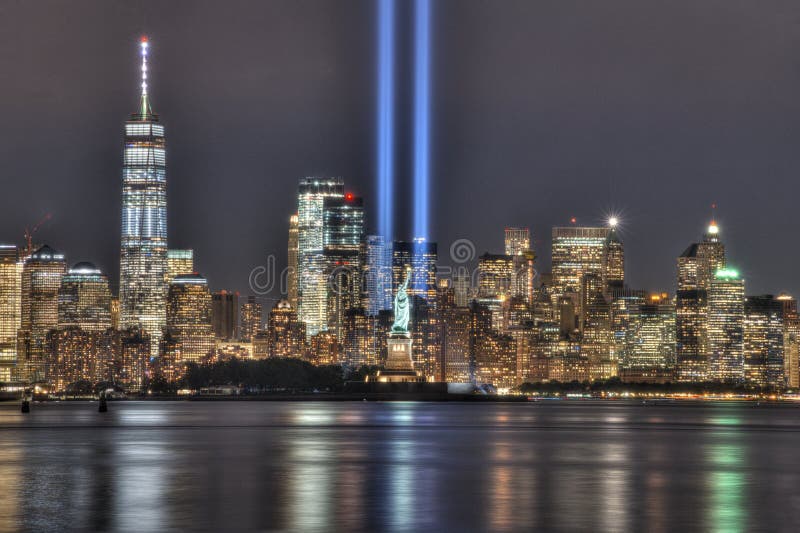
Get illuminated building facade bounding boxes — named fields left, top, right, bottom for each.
left=477, top=253, right=513, bottom=299
left=551, top=226, right=610, bottom=321
left=342, top=309, right=380, bottom=366
left=49, top=328, right=115, bottom=392
left=239, top=295, right=262, bottom=342
left=603, top=226, right=624, bottom=288
left=57, top=262, right=112, bottom=331
left=267, top=299, right=306, bottom=358
left=120, top=38, right=168, bottom=356
left=166, top=274, right=215, bottom=363
left=310, top=331, right=340, bottom=365
left=287, top=214, right=299, bottom=310
left=470, top=301, right=517, bottom=390
left=777, top=293, right=800, bottom=387
left=743, top=295, right=784, bottom=387
left=504, top=228, right=535, bottom=304
left=115, top=327, right=150, bottom=392
left=297, top=177, right=344, bottom=337
left=707, top=269, right=744, bottom=381
left=0, top=245, right=22, bottom=380
left=212, top=290, right=238, bottom=340
left=362, top=235, right=392, bottom=316
left=323, top=194, right=364, bottom=340
left=18, top=245, right=66, bottom=382
left=440, top=300, right=471, bottom=382
left=166, top=249, right=194, bottom=283
left=110, top=297, right=120, bottom=330
left=619, top=294, right=676, bottom=382
left=675, top=220, right=727, bottom=381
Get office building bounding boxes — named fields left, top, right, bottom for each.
left=119, top=38, right=168, bottom=355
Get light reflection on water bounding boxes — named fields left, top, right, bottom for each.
left=0, top=400, right=798, bottom=532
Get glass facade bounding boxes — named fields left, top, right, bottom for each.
left=297, top=177, right=344, bottom=337
left=57, top=262, right=112, bottom=331
left=18, top=245, right=66, bottom=382
left=120, top=40, right=168, bottom=355
left=0, top=245, right=22, bottom=379
left=166, top=273, right=215, bottom=363
left=708, top=269, right=745, bottom=381
left=166, top=249, right=194, bottom=283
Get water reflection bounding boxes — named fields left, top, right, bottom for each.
left=0, top=401, right=798, bottom=531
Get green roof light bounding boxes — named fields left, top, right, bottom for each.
left=715, top=268, right=740, bottom=280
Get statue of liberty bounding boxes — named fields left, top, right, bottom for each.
left=391, top=265, right=412, bottom=334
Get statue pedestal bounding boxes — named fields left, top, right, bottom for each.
left=376, top=332, right=425, bottom=383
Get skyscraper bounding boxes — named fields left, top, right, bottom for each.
left=743, top=295, right=784, bottom=387
left=323, top=194, right=364, bottom=339
left=504, top=228, right=536, bottom=304
left=708, top=268, right=744, bottom=382
left=603, top=223, right=624, bottom=288
left=504, top=228, right=530, bottom=256
left=119, top=37, right=168, bottom=354
left=362, top=235, right=392, bottom=316
left=287, top=214, right=299, bottom=310
left=57, top=262, right=112, bottom=331
left=267, top=299, right=306, bottom=358
left=619, top=293, right=676, bottom=382
left=0, top=245, right=22, bottom=381
left=477, top=253, right=514, bottom=299
left=166, top=249, right=194, bottom=283
left=676, top=220, right=727, bottom=381
left=296, top=177, right=344, bottom=337
left=551, top=226, right=610, bottom=321
left=165, top=273, right=215, bottom=364
left=211, top=290, right=238, bottom=340
left=18, top=245, right=66, bottom=382
left=239, top=295, right=262, bottom=342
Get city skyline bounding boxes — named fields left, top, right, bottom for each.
left=2, top=1, right=800, bottom=298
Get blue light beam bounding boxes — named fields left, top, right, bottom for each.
left=413, top=0, right=431, bottom=241
left=377, top=0, right=396, bottom=242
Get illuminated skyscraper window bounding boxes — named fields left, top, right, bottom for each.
left=119, top=37, right=168, bottom=354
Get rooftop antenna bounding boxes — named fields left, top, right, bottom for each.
left=138, top=36, right=152, bottom=117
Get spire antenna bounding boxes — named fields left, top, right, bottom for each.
left=138, top=36, right=152, bottom=117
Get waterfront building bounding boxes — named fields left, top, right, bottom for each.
left=777, top=293, right=800, bottom=387
left=618, top=293, right=676, bottom=382
left=743, top=295, right=784, bottom=387
left=119, top=37, right=168, bottom=355
left=18, top=245, right=66, bottom=382
left=707, top=268, right=744, bottom=381
left=166, top=274, right=215, bottom=364
left=0, top=245, right=22, bottom=381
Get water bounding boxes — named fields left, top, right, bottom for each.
left=0, top=400, right=799, bottom=532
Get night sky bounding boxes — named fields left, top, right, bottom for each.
left=2, top=0, right=800, bottom=300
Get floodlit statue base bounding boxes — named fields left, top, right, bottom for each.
left=375, top=333, right=425, bottom=383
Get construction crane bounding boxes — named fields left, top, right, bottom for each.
left=23, top=213, right=52, bottom=257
